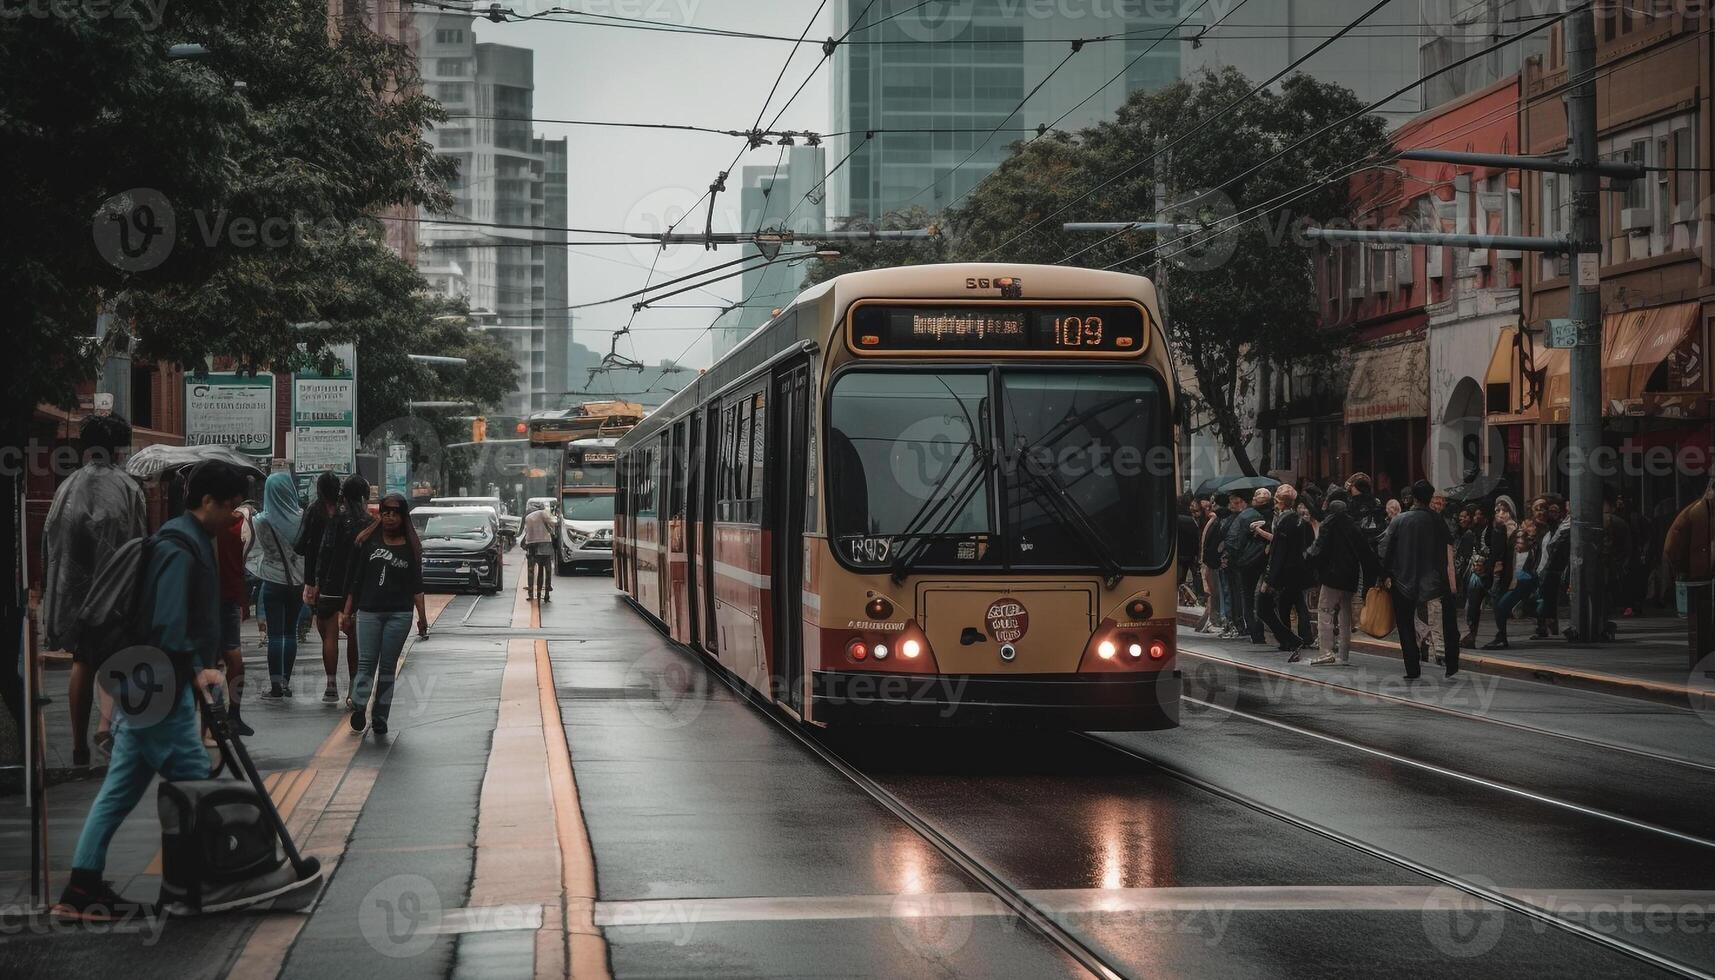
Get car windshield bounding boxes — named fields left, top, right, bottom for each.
left=418, top=514, right=492, bottom=539
left=827, top=368, right=1171, bottom=572
left=561, top=494, right=615, bottom=521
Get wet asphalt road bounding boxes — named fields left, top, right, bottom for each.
left=8, top=566, right=1713, bottom=978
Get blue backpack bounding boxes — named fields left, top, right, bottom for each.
left=67, top=526, right=198, bottom=671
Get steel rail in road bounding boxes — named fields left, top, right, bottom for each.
left=620, top=596, right=1128, bottom=980
left=1176, top=645, right=1715, bottom=775
left=1086, top=731, right=1715, bottom=980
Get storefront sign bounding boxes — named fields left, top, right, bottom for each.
left=185, top=374, right=275, bottom=462
left=385, top=442, right=410, bottom=497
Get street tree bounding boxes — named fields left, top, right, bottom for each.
left=948, top=69, right=1387, bottom=475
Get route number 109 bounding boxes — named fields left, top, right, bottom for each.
left=1053, top=315, right=1104, bottom=347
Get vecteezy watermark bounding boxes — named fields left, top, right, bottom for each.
left=600, top=899, right=705, bottom=947
left=95, top=645, right=183, bottom=732
left=621, top=185, right=706, bottom=276
left=359, top=874, right=444, bottom=959
left=891, top=0, right=1234, bottom=42
left=1421, top=879, right=1507, bottom=958
left=0, top=0, right=168, bottom=30
left=92, top=187, right=390, bottom=273
left=622, top=650, right=713, bottom=729
left=0, top=905, right=168, bottom=946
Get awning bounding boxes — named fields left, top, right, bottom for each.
left=1345, top=337, right=1429, bottom=424
left=1484, top=326, right=1522, bottom=417
left=1541, top=302, right=1703, bottom=420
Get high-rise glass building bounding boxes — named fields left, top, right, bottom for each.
left=827, top=0, right=1186, bottom=222
left=416, top=9, right=569, bottom=416
left=716, top=146, right=828, bottom=358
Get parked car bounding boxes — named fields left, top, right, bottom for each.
left=558, top=492, right=616, bottom=575
left=411, top=505, right=504, bottom=594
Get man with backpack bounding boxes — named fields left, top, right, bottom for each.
left=52, top=461, right=251, bottom=921
left=41, top=413, right=146, bottom=767
left=1225, top=488, right=1274, bottom=643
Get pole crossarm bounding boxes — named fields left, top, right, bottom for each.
left=1062, top=221, right=1207, bottom=234
left=631, top=228, right=936, bottom=245
left=1395, top=148, right=1644, bottom=182
left=1300, top=227, right=1576, bottom=253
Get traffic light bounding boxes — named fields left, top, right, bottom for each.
left=472, top=416, right=487, bottom=443
left=515, top=421, right=528, bottom=435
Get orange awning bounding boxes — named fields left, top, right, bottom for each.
left=1345, top=337, right=1429, bottom=424
left=1538, top=303, right=1702, bottom=420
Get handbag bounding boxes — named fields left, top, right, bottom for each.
left=1358, top=585, right=1394, bottom=638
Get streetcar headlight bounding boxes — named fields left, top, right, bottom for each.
left=1128, top=642, right=1144, bottom=659
left=901, top=639, right=921, bottom=659
left=873, top=643, right=889, bottom=660
left=1097, top=639, right=1117, bottom=660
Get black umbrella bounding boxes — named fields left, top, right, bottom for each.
left=1195, top=473, right=1246, bottom=496
left=1220, top=475, right=1283, bottom=494
left=125, top=444, right=268, bottom=482
left=1441, top=474, right=1503, bottom=506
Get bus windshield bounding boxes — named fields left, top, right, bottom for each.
left=561, top=494, right=616, bottom=521
left=827, top=368, right=1171, bottom=572
left=563, top=448, right=616, bottom=488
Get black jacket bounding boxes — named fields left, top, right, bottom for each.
left=1202, top=512, right=1229, bottom=566
left=1225, top=504, right=1271, bottom=570
left=1307, top=507, right=1381, bottom=593
left=1379, top=507, right=1455, bottom=601
left=1265, top=511, right=1313, bottom=591
left=315, top=505, right=369, bottom=596
left=1177, top=514, right=1201, bottom=567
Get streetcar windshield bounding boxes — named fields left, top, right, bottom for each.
left=827, top=371, right=994, bottom=567
left=561, top=494, right=616, bottom=521
left=828, top=368, right=1171, bottom=572
left=1000, top=371, right=1172, bottom=571
left=563, top=455, right=616, bottom=488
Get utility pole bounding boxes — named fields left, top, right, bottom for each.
left=1564, top=3, right=1606, bottom=643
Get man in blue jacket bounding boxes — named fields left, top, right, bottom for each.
left=53, top=461, right=252, bottom=921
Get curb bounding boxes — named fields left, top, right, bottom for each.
left=1177, top=608, right=1715, bottom=712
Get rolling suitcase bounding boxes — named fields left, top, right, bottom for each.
left=156, top=689, right=324, bottom=915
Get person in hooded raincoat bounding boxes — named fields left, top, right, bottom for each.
left=251, top=472, right=305, bottom=700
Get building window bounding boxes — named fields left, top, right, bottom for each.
left=438, top=58, right=466, bottom=76
left=435, top=28, right=464, bottom=45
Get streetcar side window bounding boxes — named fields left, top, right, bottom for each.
left=749, top=391, right=767, bottom=525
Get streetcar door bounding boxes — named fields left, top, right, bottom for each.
left=771, top=360, right=811, bottom=711
left=701, top=403, right=719, bottom=655
left=685, top=411, right=702, bottom=649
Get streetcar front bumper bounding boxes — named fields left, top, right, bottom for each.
left=808, top=669, right=1180, bottom=730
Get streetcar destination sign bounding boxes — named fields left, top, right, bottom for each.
left=849, top=303, right=1147, bottom=356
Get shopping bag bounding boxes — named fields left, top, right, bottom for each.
left=1358, top=585, right=1394, bottom=638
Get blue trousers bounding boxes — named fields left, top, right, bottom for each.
left=261, top=582, right=303, bottom=689
left=1494, top=579, right=1539, bottom=638
left=354, top=611, right=412, bottom=723
left=72, top=688, right=209, bottom=873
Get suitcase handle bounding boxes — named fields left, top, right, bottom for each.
left=199, top=687, right=318, bottom=880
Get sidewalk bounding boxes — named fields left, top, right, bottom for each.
left=1178, top=604, right=1715, bottom=712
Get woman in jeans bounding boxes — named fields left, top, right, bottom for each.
left=1483, top=521, right=1542, bottom=649
left=342, top=494, right=427, bottom=736
left=252, top=472, right=306, bottom=701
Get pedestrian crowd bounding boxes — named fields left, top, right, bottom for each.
left=30, top=413, right=434, bottom=919
left=1183, top=470, right=1672, bottom=678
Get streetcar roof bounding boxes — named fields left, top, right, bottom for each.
left=621, top=262, right=1161, bottom=448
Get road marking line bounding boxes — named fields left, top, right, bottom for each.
left=533, top=597, right=611, bottom=980
left=592, top=886, right=1715, bottom=925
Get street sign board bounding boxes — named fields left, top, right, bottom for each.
left=1545, top=318, right=1580, bottom=349
left=185, top=374, right=275, bottom=463
left=385, top=442, right=410, bottom=497
left=293, top=342, right=357, bottom=494
left=1576, top=251, right=1599, bottom=287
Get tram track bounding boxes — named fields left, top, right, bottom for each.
left=618, top=596, right=1128, bottom=980
left=1082, top=731, right=1714, bottom=980
left=1178, top=645, right=1715, bottom=775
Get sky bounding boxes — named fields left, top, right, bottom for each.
left=465, top=1, right=835, bottom=389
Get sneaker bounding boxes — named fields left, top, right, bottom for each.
left=1481, top=636, right=1510, bottom=650
left=372, top=718, right=389, bottom=736
left=52, top=879, right=147, bottom=922
left=281, top=684, right=294, bottom=699
left=259, top=687, right=284, bottom=704
left=350, top=707, right=366, bottom=733
left=1286, top=650, right=1303, bottom=663
left=321, top=687, right=339, bottom=705
left=1308, top=653, right=1343, bottom=666
left=229, top=715, right=255, bottom=737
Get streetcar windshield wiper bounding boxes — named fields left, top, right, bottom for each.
left=1013, top=442, right=1126, bottom=589
left=888, top=398, right=992, bottom=583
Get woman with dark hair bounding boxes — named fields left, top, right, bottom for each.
left=310, top=475, right=370, bottom=705
left=341, top=493, right=428, bottom=736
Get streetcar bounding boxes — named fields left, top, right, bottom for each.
left=615, top=264, right=1180, bottom=729
left=557, top=437, right=619, bottom=574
